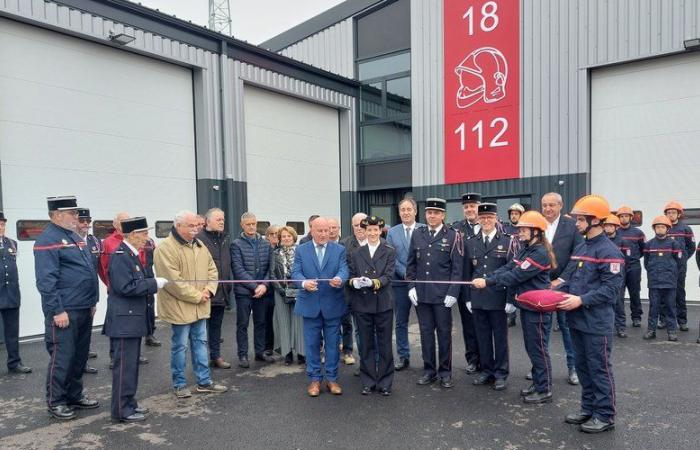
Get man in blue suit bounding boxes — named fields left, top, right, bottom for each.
left=543, top=192, right=583, bottom=386
left=292, top=217, right=349, bottom=397
left=386, top=198, right=424, bottom=370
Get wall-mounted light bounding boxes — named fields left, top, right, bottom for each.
left=684, top=38, right=700, bottom=51
left=109, top=31, right=135, bottom=45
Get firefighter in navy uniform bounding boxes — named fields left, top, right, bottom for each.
left=34, top=196, right=100, bottom=420
left=463, top=203, right=513, bottom=391
left=661, top=201, right=696, bottom=331
left=76, top=208, right=102, bottom=374
left=472, top=211, right=557, bottom=405
left=642, top=216, right=684, bottom=342
left=615, top=206, right=645, bottom=328
left=505, top=203, right=525, bottom=327
left=451, top=192, right=481, bottom=374
left=407, top=198, right=463, bottom=388
left=558, top=195, right=623, bottom=434
left=104, top=217, right=168, bottom=422
left=0, top=211, right=32, bottom=375
left=603, top=214, right=632, bottom=338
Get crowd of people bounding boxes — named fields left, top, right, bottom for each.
left=0, top=191, right=697, bottom=434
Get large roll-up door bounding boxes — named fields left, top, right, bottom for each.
left=591, top=53, right=700, bottom=302
left=244, top=86, right=341, bottom=233
left=0, top=18, right=197, bottom=336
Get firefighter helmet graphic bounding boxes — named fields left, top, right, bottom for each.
left=455, top=47, right=508, bottom=109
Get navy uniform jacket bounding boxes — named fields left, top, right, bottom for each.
left=103, top=242, right=158, bottom=338
left=34, top=223, right=98, bottom=316
left=617, top=225, right=645, bottom=267
left=667, top=221, right=696, bottom=260
left=607, top=233, right=632, bottom=268
left=560, top=234, right=625, bottom=335
left=485, top=244, right=552, bottom=296
left=347, top=242, right=396, bottom=314
left=503, top=223, right=519, bottom=236
left=463, top=232, right=513, bottom=310
left=643, top=237, right=684, bottom=289
left=550, top=215, right=585, bottom=280
left=452, top=219, right=480, bottom=238
left=406, top=225, right=463, bottom=303
left=0, top=237, right=20, bottom=309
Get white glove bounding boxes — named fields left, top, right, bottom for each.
left=361, top=277, right=374, bottom=288
left=505, top=303, right=517, bottom=314
left=408, top=288, right=418, bottom=306
left=155, top=277, right=169, bottom=289
left=351, top=278, right=363, bottom=289
left=444, top=295, right=457, bottom=308
left=466, top=302, right=472, bottom=313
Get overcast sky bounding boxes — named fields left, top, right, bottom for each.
left=135, top=0, right=345, bottom=45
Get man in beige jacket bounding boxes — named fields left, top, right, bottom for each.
left=154, top=210, right=228, bottom=398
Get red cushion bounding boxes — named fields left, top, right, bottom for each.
left=515, top=290, right=567, bottom=312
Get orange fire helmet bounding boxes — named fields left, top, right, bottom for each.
left=616, top=205, right=634, bottom=217
left=651, top=215, right=672, bottom=229
left=570, top=194, right=611, bottom=220
left=515, top=211, right=548, bottom=232
left=663, top=201, right=684, bottom=214
left=605, top=214, right=621, bottom=227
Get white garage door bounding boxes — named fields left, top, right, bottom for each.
left=591, top=53, right=700, bottom=302
left=0, top=18, right=197, bottom=336
left=244, top=86, right=341, bottom=233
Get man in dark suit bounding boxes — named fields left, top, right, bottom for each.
left=386, top=198, right=425, bottom=370
left=292, top=217, right=349, bottom=397
left=407, top=198, right=463, bottom=389
left=452, top=193, right=482, bottom=374
left=348, top=216, right=396, bottom=396
left=299, top=214, right=320, bottom=245
left=104, top=217, right=168, bottom=422
left=543, top=192, right=583, bottom=385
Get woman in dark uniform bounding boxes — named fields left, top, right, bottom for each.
left=347, top=216, right=396, bottom=396
left=472, top=211, right=557, bottom=404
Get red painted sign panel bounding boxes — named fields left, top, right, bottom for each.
left=444, top=0, right=520, bottom=183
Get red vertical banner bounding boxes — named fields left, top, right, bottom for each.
left=444, top=0, right=520, bottom=184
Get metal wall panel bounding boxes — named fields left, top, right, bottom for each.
left=279, top=18, right=355, bottom=78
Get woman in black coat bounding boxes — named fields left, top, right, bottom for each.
left=348, top=216, right=396, bottom=396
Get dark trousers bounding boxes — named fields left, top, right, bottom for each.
left=546, top=311, right=575, bottom=369
left=44, top=308, right=92, bottom=407
left=110, top=337, right=141, bottom=420
left=457, top=299, right=479, bottom=366
left=416, top=302, right=452, bottom=378
left=355, top=310, right=394, bottom=390
left=521, top=309, right=552, bottom=393
left=393, top=284, right=413, bottom=360
left=207, top=305, right=226, bottom=360
left=264, top=293, right=275, bottom=352
left=675, top=263, right=688, bottom=325
left=648, top=288, right=677, bottom=332
left=472, top=308, right=509, bottom=380
left=340, top=311, right=354, bottom=353
left=146, top=295, right=156, bottom=336
left=236, top=295, right=267, bottom=358
left=622, top=264, right=643, bottom=321
left=570, top=329, right=616, bottom=423
left=1, top=307, right=21, bottom=369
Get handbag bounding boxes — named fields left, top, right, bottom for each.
left=283, top=287, right=298, bottom=304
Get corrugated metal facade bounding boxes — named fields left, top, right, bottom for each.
left=279, top=18, right=355, bottom=79
left=275, top=0, right=700, bottom=188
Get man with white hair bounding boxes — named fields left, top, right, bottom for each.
left=154, top=210, right=227, bottom=398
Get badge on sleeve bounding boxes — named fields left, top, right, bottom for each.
left=610, top=262, right=621, bottom=274
left=520, top=260, right=531, bottom=270
left=135, top=265, right=141, bottom=272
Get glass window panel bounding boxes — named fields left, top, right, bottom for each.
left=285, top=221, right=305, bottom=237
left=358, top=52, right=410, bottom=81
left=369, top=206, right=393, bottom=227
left=16, top=220, right=49, bottom=241
left=92, top=221, right=115, bottom=239
left=387, top=76, right=411, bottom=100
left=356, top=0, right=411, bottom=60
left=256, top=221, right=271, bottom=236
left=360, top=81, right=384, bottom=121
left=155, top=221, right=173, bottom=238
left=360, top=119, right=411, bottom=160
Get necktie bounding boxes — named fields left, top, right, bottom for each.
left=484, top=236, right=490, bottom=247
left=430, top=229, right=436, bottom=238
left=316, top=244, right=325, bottom=266
left=405, top=227, right=412, bottom=243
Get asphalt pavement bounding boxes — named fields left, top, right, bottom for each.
left=1, top=305, right=699, bottom=450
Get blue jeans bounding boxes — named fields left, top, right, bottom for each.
left=171, top=320, right=211, bottom=389
left=393, top=284, right=412, bottom=360
left=546, top=311, right=575, bottom=370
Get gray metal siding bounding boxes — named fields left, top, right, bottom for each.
left=279, top=18, right=355, bottom=79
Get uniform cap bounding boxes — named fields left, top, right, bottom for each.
left=47, top=196, right=78, bottom=211
left=425, top=198, right=447, bottom=212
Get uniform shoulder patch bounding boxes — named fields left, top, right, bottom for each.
left=610, top=262, right=621, bottom=274
left=520, top=260, right=531, bottom=269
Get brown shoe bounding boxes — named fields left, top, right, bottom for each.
left=307, top=381, right=321, bottom=397
left=210, top=358, right=232, bottom=369
left=326, top=381, right=343, bottom=395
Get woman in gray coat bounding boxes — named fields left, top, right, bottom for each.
left=270, top=226, right=305, bottom=365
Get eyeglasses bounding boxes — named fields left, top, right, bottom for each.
left=78, top=218, right=92, bottom=224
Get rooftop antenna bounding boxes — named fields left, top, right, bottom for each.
left=209, top=0, right=232, bottom=35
